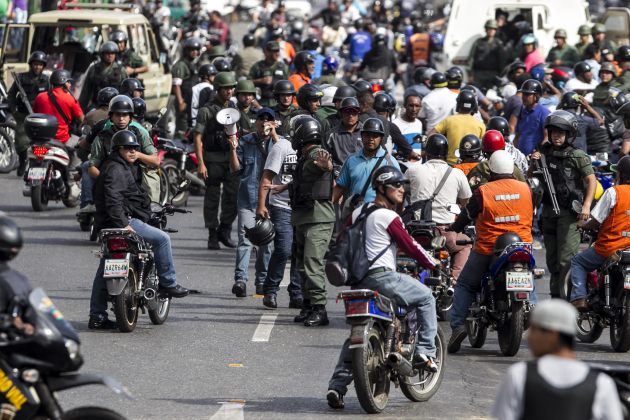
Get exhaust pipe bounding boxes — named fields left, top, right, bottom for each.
left=446, top=287, right=454, bottom=297
left=387, top=352, right=415, bottom=377
left=185, top=171, right=206, bottom=189
left=144, top=288, right=156, bottom=300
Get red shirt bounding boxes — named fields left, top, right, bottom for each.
left=33, top=87, right=84, bottom=142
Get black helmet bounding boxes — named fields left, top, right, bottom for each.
left=559, top=91, right=582, bottom=110
left=0, top=216, right=22, bottom=261
left=459, top=134, right=482, bottom=159
left=273, top=80, right=296, bottom=97
left=97, top=87, right=119, bottom=107
left=112, top=130, right=140, bottom=149
left=25, top=113, right=58, bottom=140
left=242, top=33, right=256, bottom=47
left=353, top=79, right=372, bottom=95
left=294, top=51, right=315, bottom=73
left=371, top=165, right=408, bottom=190
left=573, top=61, right=592, bottom=77
left=446, top=66, right=463, bottom=89
left=199, top=63, right=218, bottom=78
left=28, top=50, right=48, bottom=65
left=486, top=116, right=510, bottom=138
left=613, top=155, right=630, bottom=183
left=339, top=97, right=360, bottom=111
left=373, top=92, right=396, bottom=114
left=212, top=58, right=232, bottom=72
left=456, top=90, right=477, bottom=114
left=289, top=115, right=322, bottom=150
left=616, top=45, right=630, bottom=62
left=361, top=117, right=385, bottom=136
left=120, top=78, right=145, bottom=97
left=492, top=232, right=522, bottom=255
left=544, top=110, right=578, bottom=143
left=302, top=36, right=320, bottom=51
left=50, top=69, right=72, bottom=87
left=519, top=79, right=543, bottom=95
left=413, top=67, right=436, bottom=84
left=110, top=30, right=128, bottom=43
left=132, top=97, right=146, bottom=119
left=296, top=84, right=323, bottom=110
left=374, top=33, right=387, bottom=45
left=333, top=85, right=357, bottom=102
left=610, top=89, right=630, bottom=115
left=99, top=41, right=118, bottom=54
left=425, top=133, right=448, bottom=158
left=245, top=218, right=276, bottom=247
left=183, top=37, right=202, bottom=50
left=430, top=72, right=447, bottom=88
left=108, top=95, right=135, bottom=115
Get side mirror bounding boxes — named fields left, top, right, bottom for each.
left=158, top=107, right=167, bottom=118
left=81, top=125, right=91, bottom=136
left=170, top=180, right=191, bottom=204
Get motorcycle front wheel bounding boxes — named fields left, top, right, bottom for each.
left=610, top=289, right=630, bottom=352
left=399, top=325, right=446, bottom=402
left=162, top=158, right=188, bottom=207
left=352, top=326, right=390, bottom=414
left=465, top=315, right=488, bottom=348
left=62, top=406, right=127, bottom=420
left=113, top=268, right=139, bottom=333
left=30, top=184, right=49, bottom=212
left=148, top=295, right=171, bottom=325
left=0, top=127, right=16, bottom=174
left=497, top=300, right=524, bottom=357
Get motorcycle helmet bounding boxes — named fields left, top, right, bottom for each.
left=429, top=32, right=444, bottom=52
left=558, top=91, right=582, bottom=110
left=446, top=66, right=463, bottom=89
left=333, top=85, right=357, bottom=103
left=612, top=155, right=630, bottom=183
left=97, top=87, right=119, bottom=107
left=110, top=30, right=128, bottom=44
left=99, top=41, right=118, bottom=55
left=199, top=63, right=218, bottom=78
left=361, top=118, right=385, bottom=136
left=289, top=115, right=322, bottom=151
left=530, top=66, right=545, bottom=82
left=519, top=79, right=543, bottom=96
left=425, top=134, right=448, bottom=158
left=112, top=130, right=140, bottom=149
left=610, top=90, right=630, bottom=115
left=373, top=92, right=396, bottom=114
left=599, top=62, right=617, bottom=77
left=486, top=116, right=510, bottom=138
left=120, top=78, right=145, bottom=97
left=455, top=90, right=477, bottom=114
left=25, top=113, right=58, bottom=140
left=294, top=51, right=315, bottom=73
left=235, top=79, right=257, bottom=95
left=132, top=97, right=146, bottom=120
left=544, top=110, right=578, bottom=143
left=459, top=134, right=482, bottom=159
left=108, top=95, right=135, bottom=115
left=573, top=61, right=592, bottom=77
left=430, top=72, right=447, bottom=89
left=352, top=79, right=373, bottom=95
left=303, top=36, right=320, bottom=51
left=413, top=66, right=436, bottom=85
left=242, top=33, right=256, bottom=47
left=183, top=37, right=202, bottom=50
left=296, top=84, right=323, bottom=110
left=213, top=72, right=237, bottom=88
left=212, top=58, right=232, bottom=73
left=339, top=97, right=360, bottom=112
left=50, top=69, right=72, bottom=87
left=273, top=80, right=296, bottom=97
left=488, top=149, right=514, bottom=175
left=371, top=165, right=408, bottom=190
left=245, top=218, right=276, bottom=247
left=28, top=51, right=48, bottom=65
left=616, top=45, right=630, bottom=63
left=492, top=232, right=522, bottom=255
left=521, top=33, right=537, bottom=46
left=0, top=216, right=22, bottom=261
left=323, top=55, right=339, bottom=74
left=374, top=33, right=387, bottom=46
left=482, top=130, right=506, bottom=154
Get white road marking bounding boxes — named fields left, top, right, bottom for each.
left=251, top=313, right=278, bottom=342
left=210, top=402, right=245, bottom=420
left=280, top=266, right=291, bottom=287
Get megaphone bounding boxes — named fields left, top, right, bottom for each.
left=216, top=108, right=241, bottom=136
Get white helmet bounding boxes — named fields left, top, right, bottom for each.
left=321, top=85, right=337, bottom=107
left=530, top=299, right=578, bottom=336
left=488, top=149, right=514, bottom=175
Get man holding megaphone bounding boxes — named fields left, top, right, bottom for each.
left=194, top=72, right=241, bottom=250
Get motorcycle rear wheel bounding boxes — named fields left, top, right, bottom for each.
left=576, top=313, right=604, bottom=343
left=559, top=270, right=572, bottom=301
left=497, top=301, right=524, bottom=357
left=0, top=127, right=17, bottom=174
left=113, top=268, right=139, bottom=333
left=610, top=290, right=630, bottom=352
left=352, top=326, right=390, bottom=414
left=62, top=406, right=127, bottom=420
left=30, top=184, right=49, bottom=212
left=465, top=316, right=488, bottom=348
left=399, top=325, right=446, bottom=402
left=148, top=296, right=171, bottom=325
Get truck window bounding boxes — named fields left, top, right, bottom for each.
left=32, top=25, right=102, bottom=74
left=3, top=26, right=29, bottom=63
left=128, top=24, right=149, bottom=56
left=604, top=14, right=628, bottom=32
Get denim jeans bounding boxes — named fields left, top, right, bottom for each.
left=570, top=247, right=606, bottom=301
left=328, top=270, right=437, bottom=395
left=234, top=208, right=271, bottom=285
left=263, top=205, right=302, bottom=298
left=89, top=218, right=177, bottom=317
left=80, top=161, right=94, bottom=207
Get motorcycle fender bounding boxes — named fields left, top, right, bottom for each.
left=47, top=373, right=134, bottom=400
left=348, top=320, right=374, bottom=349
left=106, top=277, right=129, bottom=296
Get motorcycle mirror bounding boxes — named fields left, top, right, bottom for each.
left=81, top=125, right=91, bottom=136
left=159, top=107, right=167, bottom=117
left=170, top=180, right=191, bottom=204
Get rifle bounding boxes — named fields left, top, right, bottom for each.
left=536, top=153, right=560, bottom=215
left=9, top=71, right=33, bottom=114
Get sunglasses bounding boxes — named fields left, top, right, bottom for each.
left=123, top=146, right=139, bottom=151
left=385, top=182, right=405, bottom=189
left=342, top=109, right=359, bottom=115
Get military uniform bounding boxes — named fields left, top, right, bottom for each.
left=237, top=104, right=259, bottom=136
left=171, top=58, right=199, bottom=132
left=7, top=71, right=49, bottom=155
left=119, top=48, right=145, bottom=76
left=249, top=60, right=289, bottom=107
left=467, top=160, right=526, bottom=189
left=233, top=47, right=264, bottom=79
left=593, top=80, right=623, bottom=107
left=469, top=36, right=505, bottom=90
left=290, top=146, right=335, bottom=309
left=272, top=103, right=296, bottom=136
left=616, top=70, right=630, bottom=94
left=546, top=44, right=580, bottom=68
left=79, top=61, right=127, bottom=112
left=574, top=42, right=590, bottom=59
left=538, top=143, right=594, bottom=297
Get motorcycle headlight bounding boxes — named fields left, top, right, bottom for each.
left=64, top=339, right=80, bottom=361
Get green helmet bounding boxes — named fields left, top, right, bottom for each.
left=235, top=79, right=256, bottom=94
left=484, top=19, right=498, bottom=29
left=207, top=45, right=226, bottom=59
left=213, top=72, right=237, bottom=88
left=578, top=24, right=591, bottom=36
left=554, top=29, right=567, bottom=38
left=592, top=23, right=606, bottom=35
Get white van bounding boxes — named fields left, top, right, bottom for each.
left=441, top=0, right=590, bottom=72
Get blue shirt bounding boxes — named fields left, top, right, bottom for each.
left=235, top=133, right=269, bottom=210
left=348, top=31, right=372, bottom=62
left=337, top=147, right=400, bottom=203
left=516, top=104, right=550, bottom=155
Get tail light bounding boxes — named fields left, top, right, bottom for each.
left=371, top=84, right=382, bottom=93
left=32, top=146, right=49, bottom=158
left=515, top=292, right=529, bottom=300
left=344, top=299, right=369, bottom=316
left=508, top=251, right=531, bottom=263
left=107, top=237, right=129, bottom=252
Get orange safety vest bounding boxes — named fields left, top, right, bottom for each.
left=594, top=185, right=630, bottom=257
left=288, top=73, right=310, bottom=106
left=454, top=162, right=479, bottom=177
left=409, top=33, right=430, bottom=66
left=475, top=178, right=533, bottom=255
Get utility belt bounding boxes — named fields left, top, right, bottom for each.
left=366, top=267, right=392, bottom=276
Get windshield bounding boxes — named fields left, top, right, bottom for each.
left=28, top=288, right=79, bottom=344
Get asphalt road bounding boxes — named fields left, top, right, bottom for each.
left=2, top=170, right=630, bottom=420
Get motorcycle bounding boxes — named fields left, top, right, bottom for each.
left=458, top=236, right=536, bottom=356
left=96, top=182, right=190, bottom=333
left=156, top=137, right=204, bottom=207
left=397, top=220, right=454, bottom=320
left=337, top=289, right=445, bottom=414
left=0, top=82, right=17, bottom=174
left=75, top=126, right=98, bottom=241
left=0, top=287, right=131, bottom=419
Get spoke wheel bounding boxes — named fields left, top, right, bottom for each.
left=113, top=268, right=139, bottom=332
left=148, top=294, right=171, bottom=325
left=399, top=325, right=446, bottom=402
left=352, top=326, right=390, bottom=414
left=466, top=316, right=488, bottom=348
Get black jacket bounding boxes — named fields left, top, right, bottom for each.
left=0, top=262, right=32, bottom=315
left=93, top=151, right=152, bottom=230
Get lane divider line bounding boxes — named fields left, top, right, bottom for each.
left=210, top=402, right=245, bottom=420
left=251, top=313, right=278, bottom=342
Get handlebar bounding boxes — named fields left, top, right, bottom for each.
left=456, top=240, right=474, bottom=246
left=170, top=207, right=190, bottom=214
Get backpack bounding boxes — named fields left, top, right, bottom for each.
left=325, top=204, right=390, bottom=287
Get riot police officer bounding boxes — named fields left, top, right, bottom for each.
left=7, top=51, right=49, bottom=176
left=79, top=41, right=128, bottom=112
left=289, top=115, right=335, bottom=327
left=171, top=37, right=202, bottom=134
left=271, top=80, right=297, bottom=136
left=249, top=41, right=289, bottom=107
left=528, top=111, right=597, bottom=298
left=110, top=30, right=148, bottom=76
left=0, top=216, right=33, bottom=323
left=235, top=80, right=259, bottom=136
left=194, top=72, right=240, bottom=250
left=469, top=20, right=505, bottom=90
left=291, top=84, right=329, bottom=133
left=119, top=78, right=145, bottom=99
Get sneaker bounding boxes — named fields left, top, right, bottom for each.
left=413, top=353, right=438, bottom=373
left=326, top=389, right=344, bottom=410
left=447, top=326, right=468, bottom=354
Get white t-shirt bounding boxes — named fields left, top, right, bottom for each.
left=564, top=78, right=599, bottom=93
left=591, top=187, right=617, bottom=223
left=491, top=355, right=623, bottom=420
left=406, top=159, right=472, bottom=224
left=264, top=137, right=297, bottom=210
left=191, top=82, right=213, bottom=126
left=392, top=116, right=423, bottom=136
left=351, top=205, right=399, bottom=271
left=418, top=87, right=458, bottom=132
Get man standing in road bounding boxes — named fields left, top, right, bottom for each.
left=171, top=38, right=202, bottom=135
left=235, top=80, right=260, bottom=137
left=250, top=41, right=289, bottom=108
left=233, top=34, right=264, bottom=79
left=469, top=19, right=505, bottom=91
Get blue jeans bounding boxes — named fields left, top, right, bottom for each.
left=328, top=270, right=437, bottom=395
left=263, top=205, right=302, bottom=298
left=570, top=247, right=606, bottom=301
left=80, top=161, right=94, bottom=207
left=89, top=218, right=178, bottom=317
left=234, top=208, right=271, bottom=285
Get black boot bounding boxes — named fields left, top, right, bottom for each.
left=207, top=229, right=220, bottom=250
left=304, top=304, right=329, bottom=327
left=218, top=224, right=237, bottom=248
left=294, top=300, right=312, bottom=322
left=16, top=151, right=28, bottom=177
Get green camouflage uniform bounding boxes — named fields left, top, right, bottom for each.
left=79, top=61, right=127, bottom=112
left=7, top=71, right=49, bottom=154
left=249, top=60, right=289, bottom=107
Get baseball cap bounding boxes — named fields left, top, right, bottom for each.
left=257, top=107, right=277, bottom=120
left=530, top=299, right=578, bottom=336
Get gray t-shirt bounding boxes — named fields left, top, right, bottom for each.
left=264, top=137, right=297, bottom=210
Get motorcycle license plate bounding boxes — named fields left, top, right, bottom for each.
left=27, top=167, right=47, bottom=181
left=625, top=274, right=630, bottom=290
left=505, top=272, right=534, bottom=291
left=103, top=258, right=129, bottom=278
